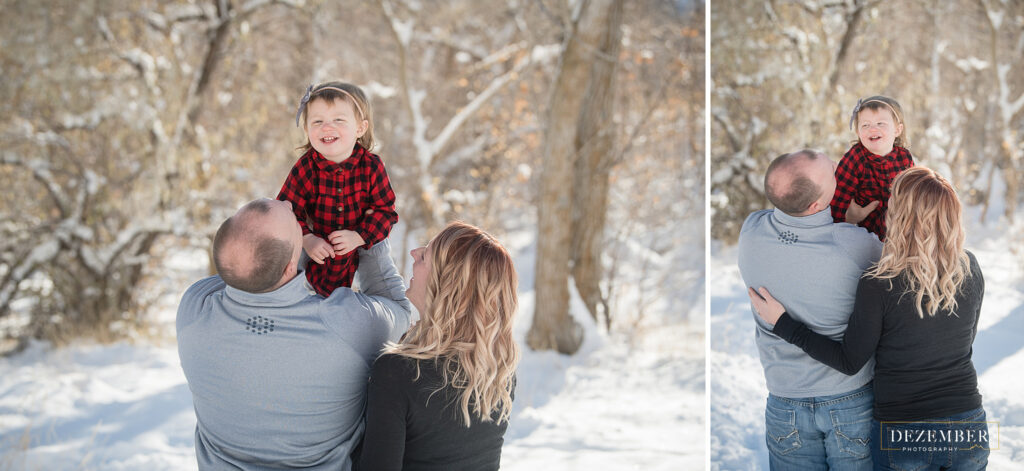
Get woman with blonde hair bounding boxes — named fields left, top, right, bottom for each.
left=358, top=221, right=520, bottom=470
left=749, top=167, right=989, bottom=470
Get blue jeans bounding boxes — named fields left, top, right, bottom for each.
left=871, top=407, right=989, bottom=471
left=765, top=383, right=874, bottom=471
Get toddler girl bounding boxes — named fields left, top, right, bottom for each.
left=830, top=95, right=914, bottom=241
left=277, top=82, right=398, bottom=296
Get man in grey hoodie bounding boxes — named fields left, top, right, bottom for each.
left=177, top=198, right=411, bottom=470
left=738, top=150, right=882, bottom=471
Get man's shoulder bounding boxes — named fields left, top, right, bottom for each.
left=739, top=209, right=774, bottom=235
left=830, top=222, right=883, bottom=265
left=320, top=288, right=377, bottom=325
left=177, top=275, right=226, bottom=330
left=831, top=220, right=873, bottom=236
left=182, top=275, right=226, bottom=302
left=831, top=222, right=881, bottom=246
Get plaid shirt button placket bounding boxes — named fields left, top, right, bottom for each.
left=277, top=145, right=398, bottom=296
left=830, top=143, right=914, bottom=241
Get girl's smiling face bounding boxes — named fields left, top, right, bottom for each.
left=305, top=98, right=367, bottom=162
left=857, top=107, right=903, bottom=157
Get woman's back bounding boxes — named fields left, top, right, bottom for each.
left=358, top=353, right=510, bottom=471
left=867, top=251, right=984, bottom=421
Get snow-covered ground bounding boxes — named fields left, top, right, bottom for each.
left=710, top=207, right=1024, bottom=470
left=0, top=230, right=705, bottom=470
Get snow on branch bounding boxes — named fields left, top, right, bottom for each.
left=98, top=16, right=160, bottom=91
left=420, top=43, right=561, bottom=169
left=710, top=107, right=743, bottom=154
left=997, top=64, right=1024, bottom=123
left=379, top=0, right=415, bottom=47
left=426, top=51, right=543, bottom=165
left=1, top=152, right=70, bottom=216
left=981, top=0, right=1004, bottom=31
left=163, top=3, right=214, bottom=25
left=57, top=107, right=119, bottom=131
left=86, top=209, right=182, bottom=275
left=0, top=239, right=60, bottom=313
left=421, top=31, right=490, bottom=62
left=464, top=42, right=526, bottom=74
left=6, top=118, right=69, bottom=148
left=235, top=0, right=305, bottom=22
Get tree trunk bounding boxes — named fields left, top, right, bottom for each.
left=527, top=0, right=616, bottom=354
left=570, top=0, right=623, bottom=327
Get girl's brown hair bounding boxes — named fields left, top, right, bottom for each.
left=298, top=82, right=374, bottom=152
left=851, top=95, right=909, bottom=149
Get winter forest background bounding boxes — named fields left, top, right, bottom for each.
left=0, top=0, right=705, bottom=468
left=711, top=1, right=1024, bottom=469
left=712, top=0, right=1024, bottom=239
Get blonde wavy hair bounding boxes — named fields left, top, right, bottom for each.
left=866, top=167, right=970, bottom=318
left=387, top=221, right=520, bottom=426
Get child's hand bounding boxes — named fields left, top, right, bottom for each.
left=747, top=287, right=786, bottom=326
left=328, top=230, right=366, bottom=257
left=845, top=200, right=879, bottom=225
left=303, top=234, right=334, bottom=264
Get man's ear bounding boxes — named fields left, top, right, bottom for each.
left=806, top=200, right=825, bottom=215
left=284, top=256, right=299, bottom=280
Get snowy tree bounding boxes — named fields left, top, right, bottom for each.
left=711, top=0, right=1024, bottom=241
left=0, top=0, right=307, bottom=350
left=0, top=0, right=702, bottom=352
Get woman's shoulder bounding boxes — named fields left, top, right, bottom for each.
left=371, top=354, right=450, bottom=396
left=858, top=269, right=895, bottom=292
left=372, top=353, right=440, bottom=377
left=368, top=353, right=416, bottom=389
left=965, top=250, right=984, bottom=285
left=373, top=352, right=415, bottom=371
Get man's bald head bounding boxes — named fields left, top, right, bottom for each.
left=213, top=199, right=297, bottom=293
left=764, top=150, right=834, bottom=216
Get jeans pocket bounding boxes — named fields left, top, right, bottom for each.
left=959, top=410, right=990, bottom=468
left=880, top=422, right=932, bottom=471
left=765, top=402, right=801, bottom=456
left=831, top=404, right=872, bottom=459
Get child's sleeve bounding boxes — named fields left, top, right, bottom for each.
left=830, top=149, right=859, bottom=223
left=276, top=158, right=315, bottom=236
left=356, top=161, right=398, bottom=248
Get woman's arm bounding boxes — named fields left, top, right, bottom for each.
left=749, top=278, right=885, bottom=375
left=359, top=355, right=409, bottom=471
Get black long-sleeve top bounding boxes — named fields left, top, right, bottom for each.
left=772, top=251, right=984, bottom=421
left=357, top=353, right=511, bottom=471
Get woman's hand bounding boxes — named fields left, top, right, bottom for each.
left=747, top=286, right=786, bottom=326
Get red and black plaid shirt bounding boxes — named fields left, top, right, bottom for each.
left=277, top=144, right=398, bottom=296
left=830, top=143, right=914, bottom=241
